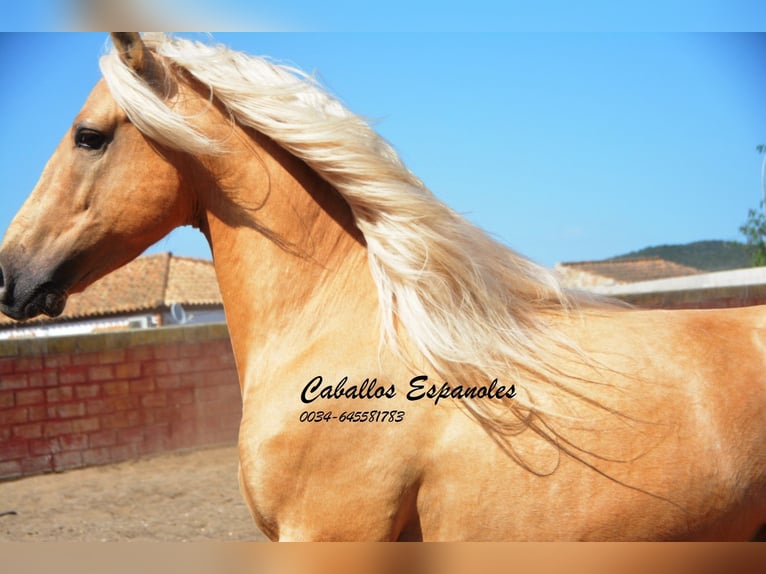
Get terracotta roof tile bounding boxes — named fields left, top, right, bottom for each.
left=556, top=257, right=701, bottom=289
left=166, top=256, right=222, bottom=305
left=0, top=253, right=221, bottom=326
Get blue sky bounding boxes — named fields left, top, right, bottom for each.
left=4, top=1, right=766, bottom=32
left=1, top=31, right=765, bottom=267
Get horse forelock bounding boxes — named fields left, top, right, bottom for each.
left=98, top=33, right=619, bottom=441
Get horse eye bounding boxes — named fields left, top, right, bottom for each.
left=75, top=128, right=107, bottom=151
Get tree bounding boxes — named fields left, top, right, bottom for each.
left=759, top=144, right=766, bottom=210
left=740, top=204, right=766, bottom=266
left=740, top=145, right=766, bottom=266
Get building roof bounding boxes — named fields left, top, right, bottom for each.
left=0, top=253, right=221, bottom=326
left=555, top=257, right=702, bottom=289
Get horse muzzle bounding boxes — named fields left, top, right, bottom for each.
left=0, top=259, right=69, bottom=321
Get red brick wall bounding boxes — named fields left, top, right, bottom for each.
left=0, top=324, right=241, bottom=481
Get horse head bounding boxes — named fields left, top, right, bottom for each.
left=0, top=33, right=199, bottom=321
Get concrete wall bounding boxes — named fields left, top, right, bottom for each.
left=0, top=324, right=241, bottom=481
left=592, top=267, right=766, bottom=309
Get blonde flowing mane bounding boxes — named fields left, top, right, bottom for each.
left=101, top=34, right=621, bottom=459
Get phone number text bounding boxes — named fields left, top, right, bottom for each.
left=299, top=410, right=405, bottom=423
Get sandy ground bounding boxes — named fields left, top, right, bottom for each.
left=0, top=445, right=268, bottom=541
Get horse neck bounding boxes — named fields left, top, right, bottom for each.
left=197, top=128, right=377, bottom=377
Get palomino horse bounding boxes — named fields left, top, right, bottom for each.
left=0, top=33, right=764, bottom=541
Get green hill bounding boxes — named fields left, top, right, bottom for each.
left=610, top=240, right=752, bottom=272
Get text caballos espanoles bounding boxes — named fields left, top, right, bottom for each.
left=301, top=375, right=516, bottom=406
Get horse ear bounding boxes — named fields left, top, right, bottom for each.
left=111, top=32, right=145, bottom=74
